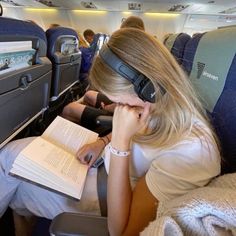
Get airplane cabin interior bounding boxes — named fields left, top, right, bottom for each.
left=0, top=0, right=235, bottom=235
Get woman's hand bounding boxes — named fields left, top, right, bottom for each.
left=76, top=139, right=105, bottom=168
left=111, top=102, right=151, bottom=149
left=101, top=102, right=116, bottom=113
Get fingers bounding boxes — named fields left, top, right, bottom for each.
left=101, top=102, right=105, bottom=109
left=76, top=145, right=90, bottom=165
left=140, top=102, right=151, bottom=123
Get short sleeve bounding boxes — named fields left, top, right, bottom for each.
left=145, top=140, right=220, bottom=202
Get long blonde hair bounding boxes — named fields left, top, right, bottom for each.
left=90, top=28, right=219, bottom=149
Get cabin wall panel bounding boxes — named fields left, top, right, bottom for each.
left=2, top=7, right=235, bottom=41
left=1, top=8, right=187, bottom=40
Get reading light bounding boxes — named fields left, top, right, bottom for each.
left=122, top=11, right=132, bottom=14
left=25, top=8, right=57, bottom=12
left=72, top=10, right=107, bottom=14
left=144, top=12, right=180, bottom=17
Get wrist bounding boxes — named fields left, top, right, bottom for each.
left=98, top=138, right=106, bottom=148
left=99, top=135, right=110, bottom=147
left=108, top=143, right=130, bottom=157
left=111, top=138, right=130, bottom=152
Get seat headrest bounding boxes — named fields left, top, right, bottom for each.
left=164, top=33, right=191, bottom=65
left=0, top=17, right=47, bottom=56
left=188, top=27, right=236, bottom=173
left=45, top=27, right=78, bottom=62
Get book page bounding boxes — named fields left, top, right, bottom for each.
left=16, top=137, right=89, bottom=187
left=42, top=116, right=98, bottom=155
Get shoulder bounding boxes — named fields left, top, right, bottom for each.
left=144, top=135, right=221, bottom=202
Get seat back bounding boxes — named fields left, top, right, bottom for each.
left=185, top=27, right=236, bottom=173
left=181, top=33, right=205, bottom=74
left=46, top=27, right=81, bottom=101
left=0, top=17, right=52, bottom=148
left=164, top=33, right=191, bottom=65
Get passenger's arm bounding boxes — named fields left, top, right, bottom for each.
left=108, top=165, right=158, bottom=236
left=76, top=133, right=111, bottom=167
left=108, top=102, right=157, bottom=236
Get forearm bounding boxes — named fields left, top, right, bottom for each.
left=107, top=141, right=132, bottom=236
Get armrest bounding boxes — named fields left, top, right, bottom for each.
left=49, top=212, right=109, bottom=236
left=96, top=115, right=113, bottom=127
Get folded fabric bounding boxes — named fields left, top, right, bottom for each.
left=142, top=173, right=236, bottom=236
left=141, top=216, right=183, bottom=236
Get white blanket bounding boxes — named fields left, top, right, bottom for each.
left=141, top=173, right=236, bottom=236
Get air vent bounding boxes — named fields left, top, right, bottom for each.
left=128, top=3, right=142, bottom=11
left=219, top=6, right=236, bottom=14
left=168, top=4, right=189, bottom=12
left=0, top=0, right=23, bottom=6
left=81, top=1, right=97, bottom=9
left=35, top=0, right=58, bottom=7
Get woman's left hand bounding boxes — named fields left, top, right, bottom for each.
left=111, top=102, right=151, bottom=147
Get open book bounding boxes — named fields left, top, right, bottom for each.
left=10, top=116, right=98, bottom=200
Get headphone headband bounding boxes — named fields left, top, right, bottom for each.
left=99, top=44, right=156, bottom=103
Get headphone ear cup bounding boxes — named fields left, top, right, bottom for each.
left=135, top=78, right=155, bottom=103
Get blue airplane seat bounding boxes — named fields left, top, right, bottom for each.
left=0, top=17, right=52, bottom=148
left=163, top=33, right=191, bottom=65
left=46, top=26, right=82, bottom=101
left=181, top=33, right=205, bottom=74
left=183, top=27, right=236, bottom=174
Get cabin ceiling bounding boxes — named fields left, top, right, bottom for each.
left=1, top=0, right=236, bottom=15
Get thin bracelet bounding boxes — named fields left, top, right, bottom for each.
left=99, top=138, right=107, bottom=147
left=104, top=135, right=110, bottom=144
left=108, top=143, right=130, bottom=157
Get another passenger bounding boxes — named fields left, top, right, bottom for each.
left=83, top=29, right=95, bottom=45
left=0, top=28, right=221, bottom=235
left=120, top=15, right=145, bottom=30
left=48, top=23, right=60, bottom=29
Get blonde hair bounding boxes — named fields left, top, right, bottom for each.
left=90, top=28, right=219, bottom=150
left=77, top=32, right=89, bottom=48
left=120, top=16, right=145, bottom=31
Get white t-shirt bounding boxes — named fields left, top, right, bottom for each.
left=103, top=119, right=221, bottom=202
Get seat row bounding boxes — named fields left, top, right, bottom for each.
left=164, top=28, right=236, bottom=174
left=0, top=17, right=107, bottom=148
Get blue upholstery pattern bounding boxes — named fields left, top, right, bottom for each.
left=213, top=54, right=236, bottom=173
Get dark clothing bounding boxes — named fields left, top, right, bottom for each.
left=95, top=93, right=113, bottom=108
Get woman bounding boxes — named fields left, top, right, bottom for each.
left=0, top=28, right=220, bottom=236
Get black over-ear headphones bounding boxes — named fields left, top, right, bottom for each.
left=99, top=44, right=156, bottom=103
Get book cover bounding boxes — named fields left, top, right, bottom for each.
left=10, top=116, right=99, bottom=200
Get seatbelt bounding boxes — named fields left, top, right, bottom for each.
left=97, top=163, right=108, bottom=217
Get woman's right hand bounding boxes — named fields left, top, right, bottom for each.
left=76, top=139, right=105, bottom=168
